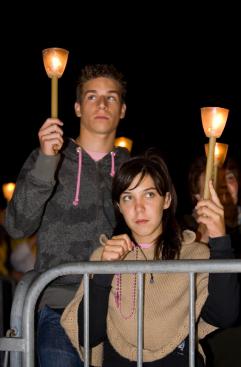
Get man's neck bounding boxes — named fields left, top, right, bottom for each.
left=76, top=130, right=116, bottom=153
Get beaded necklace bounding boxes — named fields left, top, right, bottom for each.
left=114, top=243, right=154, bottom=320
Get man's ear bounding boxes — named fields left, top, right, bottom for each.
left=164, top=192, right=171, bottom=209
left=120, top=103, right=126, bottom=119
left=75, top=102, right=81, bottom=117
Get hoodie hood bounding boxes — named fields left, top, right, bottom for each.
left=62, top=138, right=130, bottom=207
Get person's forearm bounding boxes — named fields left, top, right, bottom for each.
left=78, top=274, right=113, bottom=347
left=4, top=150, right=57, bottom=238
left=201, top=235, right=240, bottom=327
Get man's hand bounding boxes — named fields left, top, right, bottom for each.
left=38, top=118, right=64, bottom=155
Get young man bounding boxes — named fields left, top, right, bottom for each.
left=4, top=64, right=130, bottom=366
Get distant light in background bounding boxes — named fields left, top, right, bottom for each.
left=2, top=182, right=16, bottom=202
left=114, top=137, right=133, bottom=152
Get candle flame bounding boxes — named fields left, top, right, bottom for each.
left=2, top=182, right=16, bottom=202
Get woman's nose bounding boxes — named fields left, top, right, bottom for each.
left=135, top=199, right=145, bottom=211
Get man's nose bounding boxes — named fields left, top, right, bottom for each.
left=97, top=96, right=107, bottom=109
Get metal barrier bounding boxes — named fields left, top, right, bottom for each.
left=10, top=271, right=39, bottom=367
left=0, top=259, right=241, bottom=367
left=0, top=276, right=15, bottom=367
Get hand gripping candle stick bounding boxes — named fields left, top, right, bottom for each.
left=42, top=47, right=69, bottom=153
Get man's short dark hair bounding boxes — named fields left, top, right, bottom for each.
left=76, top=64, right=127, bottom=103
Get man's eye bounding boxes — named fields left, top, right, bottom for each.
left=107, top=96, right=116, bottom=102
left=87, top=95, right=96, bottom=100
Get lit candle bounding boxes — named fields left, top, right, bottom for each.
left=42, top=47, right=69, bottom=119
left=205, top=143, right=229, bottom=190
left=201, top=107, right=229, bottom=199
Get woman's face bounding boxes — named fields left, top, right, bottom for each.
left=195, top=169, right=238, bottom=205
left=118, top=173, right=171, bottom=244
left=217, top=168, right=239, bottom=227
left=225, top=170, right=238, bottom=205
left=217, top=168, right=238, bottom=205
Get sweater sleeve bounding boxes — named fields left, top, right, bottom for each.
left=201, top=235, right=240, bottom=328
left=78, top=274, right=113, bottom=347
left=4, top=149, right=60, bottom=238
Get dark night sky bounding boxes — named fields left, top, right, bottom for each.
left=1, top=11, right=241, bottom=215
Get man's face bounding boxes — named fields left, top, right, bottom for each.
left=75, top=77, right=126, bottom=136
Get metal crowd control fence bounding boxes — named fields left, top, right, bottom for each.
left=0, top=259, right=241, bottom=367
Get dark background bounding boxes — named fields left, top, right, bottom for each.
left=1, top=9, right=241, bottom=217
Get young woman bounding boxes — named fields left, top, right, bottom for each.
left=61, top=150, right=239, bottom=367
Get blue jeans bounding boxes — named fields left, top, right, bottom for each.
left=37, top=305, right=83, bottom=367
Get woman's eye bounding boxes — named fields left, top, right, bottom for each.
left=122, top=195, right=132, bottom=202
left=226, top=173, right=235, bottom=182
left=146, top=191, right=155, bottom=198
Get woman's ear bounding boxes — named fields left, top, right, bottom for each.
left=115, top=202, right=122, bottom=214
left=75, top=102, right=81, bottom=117
left=163, top=192, right=171, bottom=209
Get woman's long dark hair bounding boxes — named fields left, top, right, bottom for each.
left=112, top=149, right=182, bottom=260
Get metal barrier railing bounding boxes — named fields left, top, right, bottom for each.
left=0, top=259, right=241, bottom=367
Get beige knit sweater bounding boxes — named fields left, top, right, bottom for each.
left=61, top=230, right=216, bottom=365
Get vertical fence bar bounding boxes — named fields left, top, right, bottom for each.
left=137, top=272, right=144, bottom=367
left=84, top=273, right=89, bottom=367
left=10, top=270, right=38, bottom=367
left=23, top=295, right=35, bottom=367
left=189, top=272, right=195, bottom=367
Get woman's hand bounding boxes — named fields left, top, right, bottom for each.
left=101, top=234, right=133, bottom=261
left=195, top=180, right=226, bottom=239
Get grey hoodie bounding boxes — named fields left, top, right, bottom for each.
left=5, top=138, right=130, bottom=286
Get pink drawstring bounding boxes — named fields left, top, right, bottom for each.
left=110, top=151, right=116, bottom=177
left=73, top=149, right=115, bottom=206
left=73, top=147, right=82, bottom=206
